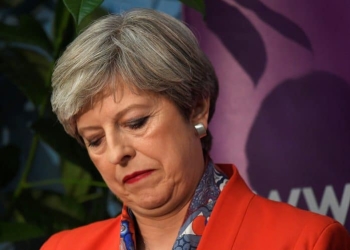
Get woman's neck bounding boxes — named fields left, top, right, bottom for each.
left=134, top=202, right=190, bottom=250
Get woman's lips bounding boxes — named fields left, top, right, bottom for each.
left=123, top=170, right=154, bottom=184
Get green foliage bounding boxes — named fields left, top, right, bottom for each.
left=0, top=222, right=45, bottom=242
left=179, top=0, right=205, bottom=17
left=63, top=0, right=104, bottom=26
left=0, top=145, right=20, bottom=188
left=0, top=15, right=53, bottom=53
left=0, top=0, right=110, bottom=245
left=0, top=48, right=50, bottom=106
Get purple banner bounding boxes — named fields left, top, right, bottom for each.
left=184, top=0, right=350, bottom=230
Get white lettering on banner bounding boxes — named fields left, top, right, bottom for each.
left=267, top=183, right=350, bottom=224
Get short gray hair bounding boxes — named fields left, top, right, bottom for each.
left=51, top=8, right=218, bottom=152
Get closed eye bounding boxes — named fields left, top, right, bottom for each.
left=87, top=138, right=102, bottom=148
left=126, top=116, right=149, bottom=130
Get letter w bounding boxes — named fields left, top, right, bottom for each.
left=303, top=184, right=350, bottom=224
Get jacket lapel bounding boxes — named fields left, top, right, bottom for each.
left=197, top=164, right=255, bottom=249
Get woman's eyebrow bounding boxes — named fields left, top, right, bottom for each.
left=111, top=103, right=153, bottom=122
left=77, top=125, right=101, bottom=135
left=77, top=103, right=153, bottom=135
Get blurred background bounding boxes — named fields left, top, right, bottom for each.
left=1, top=0, right=349, bottom=249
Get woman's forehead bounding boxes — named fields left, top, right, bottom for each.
left=81, top=85, right=160, bottom=114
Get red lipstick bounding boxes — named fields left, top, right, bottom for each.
left=123, top=170, right=154, bottom=184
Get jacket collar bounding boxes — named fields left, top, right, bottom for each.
left=197, top=164, right=255, bottom=249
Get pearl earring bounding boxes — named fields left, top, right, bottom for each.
left=194, top=123, right=207, bottom=138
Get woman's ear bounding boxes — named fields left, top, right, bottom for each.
left=190, top=97, right=210, bottom=128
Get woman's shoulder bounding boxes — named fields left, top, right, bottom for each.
left=245, top=195, right=350, bottom=248
left=40, top=216, right=121, bottom=250
left=212, top=164, right=350, bottom=248
left=249, top=194, right=337, bottom=228
left=217, top=163, right=342, bottom=228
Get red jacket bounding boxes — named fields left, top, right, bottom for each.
left=41, top=164, right=350, bottom=249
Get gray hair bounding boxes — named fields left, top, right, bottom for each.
left=51, top=8, right=218, bottom=153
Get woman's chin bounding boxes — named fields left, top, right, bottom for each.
left=127, top=193, right=174, bottom=215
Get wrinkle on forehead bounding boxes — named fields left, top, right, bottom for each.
left=77, top=78, right=160, bottom=118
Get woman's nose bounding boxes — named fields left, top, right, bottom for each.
left=106, top=134, right=135, bottom=166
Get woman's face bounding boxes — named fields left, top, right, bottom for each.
left=76, top=86, right=209, bottom=218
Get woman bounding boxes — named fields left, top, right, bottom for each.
left=42, top=8, right=349, bottom=250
